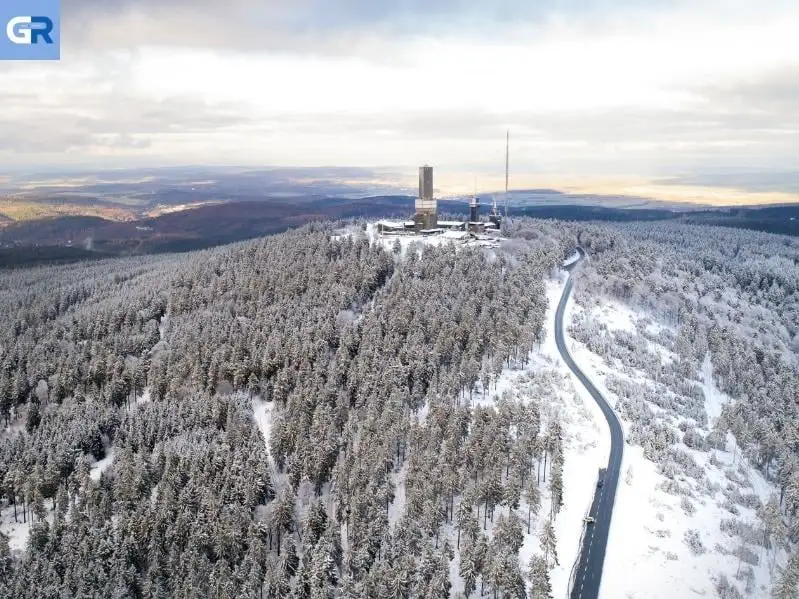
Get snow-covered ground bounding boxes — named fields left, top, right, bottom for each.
left=379, top=273, right=609, bottom=598
left=252, top=396, right=274, bottom=457
left=0, top=505, right=53, bottom=554
left=388, top=464, right=409, bottom=529
left=565, top=296, right=789, bottom=599
left=252, top=396, right=280, bottom=486
left=90, top=449, right=116, bottom=482
left=1, top=446, right=113, bottom=553
left=250, top=250, right=749, bottom=598
left=130, top=388, right=151, bottom=411
left=332, top=223, right=506, bottom=257
left=1, top=415, right=24, bottom=439
left=563, top=251, right=581, bottom=268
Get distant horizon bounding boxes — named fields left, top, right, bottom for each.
left=1, top=0, right=797, bottom=202
left=3, top=163, right=799, bottom=208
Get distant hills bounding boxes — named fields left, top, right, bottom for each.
left=1, top=197, right=798, bottom=268
left=0, top=196, right=421, bottom=266
left=1, top=166, right=798, bottom=267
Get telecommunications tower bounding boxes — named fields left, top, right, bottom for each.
left=489, top=130, right=509, bottom=228
left=504, top=129, right=509, bottom=219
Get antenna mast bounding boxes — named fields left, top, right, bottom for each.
left=504, top=130, right=509, bottom=219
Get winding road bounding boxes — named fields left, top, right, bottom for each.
left=556, top=248, right=624, bottom=599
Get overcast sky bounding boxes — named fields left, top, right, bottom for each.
left=2, top=0, right=798, bottom=201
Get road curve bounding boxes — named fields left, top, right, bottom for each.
left=556, top=248, right=624, bottom=599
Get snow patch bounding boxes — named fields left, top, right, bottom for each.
left=158, top=314, right=169, bottom=340
left=252, top=397, right=274, bottom=463
left=0, top=506, right=53, bottom=554
left=129, top=388, right=151, bottom=412
left=564, top=251, right=581, bottom=267
left=701, top=354, right=725, bottom=425
left=333, top=223, right=506, bottom=257
left=1, top=415, right=24, bottom=439
left=90, top=449, right=115, bottom=482
left=388, top=464, right=408, bottom=530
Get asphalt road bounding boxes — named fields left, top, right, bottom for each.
left=556, top=248, right=624, bottom=599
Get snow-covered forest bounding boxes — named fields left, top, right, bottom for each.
left=0, top=221, right=582, bottom=598
left=568, top=222, right=799, bottom=599
left=2, top=217, right=799, bottom=599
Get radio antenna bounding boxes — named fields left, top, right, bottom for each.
left=504, top=130, right=509, bottom=219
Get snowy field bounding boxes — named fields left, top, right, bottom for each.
left=565, top=294, right=789, bottom=599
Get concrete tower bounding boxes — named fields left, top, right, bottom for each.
left=470, top=177, right=480, bottom=223
left=414, top=165, right=437, bottom=229
left=419, top=165, right=433, bottom=201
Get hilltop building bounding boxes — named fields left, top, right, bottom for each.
left=414, top=165, right=438, bottom=230
left=376, top=157, right=503, bottom=236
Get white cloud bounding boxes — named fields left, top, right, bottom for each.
left=1, top=0, right=797, bottom=197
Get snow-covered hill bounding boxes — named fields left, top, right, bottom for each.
left=346, top=270, right=613, bottom=598
left=565, top=294, right=789, bottom=599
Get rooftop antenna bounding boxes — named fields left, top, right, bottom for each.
left=504, top=129, right=509, bottom=219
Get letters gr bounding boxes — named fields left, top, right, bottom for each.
left=6, top=16, right=54, bottom=45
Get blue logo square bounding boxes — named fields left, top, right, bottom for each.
left=0, top=0, right=60, bottom=60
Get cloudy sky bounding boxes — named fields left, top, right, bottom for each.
left=2, top=0, right=798, bottom=202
